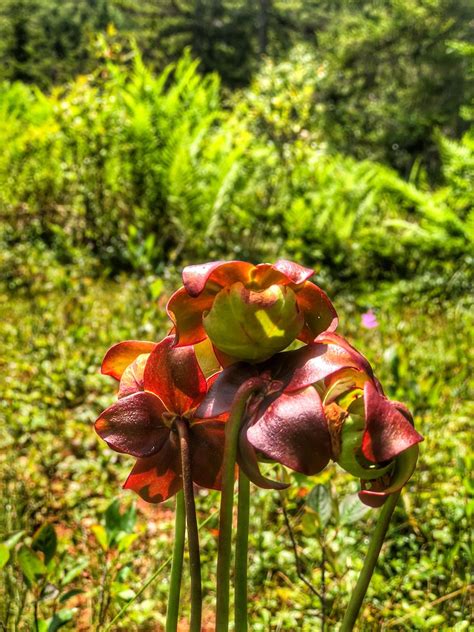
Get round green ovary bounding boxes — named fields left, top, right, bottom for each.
left=203, top=282, right=304, bottom=362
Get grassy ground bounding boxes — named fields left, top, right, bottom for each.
left=0, top=269, right=472, bottom=631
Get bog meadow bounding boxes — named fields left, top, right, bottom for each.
left=0, top=1, right=472, bottom=630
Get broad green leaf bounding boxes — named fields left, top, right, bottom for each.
left=18, top=545, right=47, bottom=585
left=61, top=562, right=88, bottom=586
left=117, top=532, right=138, bottom=553
left=105, top=499, right=136, bottom=537
left=306, top=484, right=332, bottom=527
left=339, top=494, right=372, bottom=525
left=32, top=524, right=57, bottom=565
left=0, top=544, right=10, bottom=569
left=91, top=525, right=108, bottom=552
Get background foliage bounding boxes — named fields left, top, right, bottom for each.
left=0, top=0, right=472, bottom=630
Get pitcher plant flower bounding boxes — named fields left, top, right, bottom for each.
left=167, top=259, right=338, bottom=362
left=95, top=336, right=226, bottom=503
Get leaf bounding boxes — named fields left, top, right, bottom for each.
left=5, top=531, right=25, bottom=548
left=339, top=493, right=372, bottom=525
left=91, top=525, right=108, bottom=552
left=32, top=524, right=57, bottom=565
left=47, top=609, right=75, bottom=632
left=0, top=544, right=10, bottom=569
left=117, top=533, right=138, bottom=553
left=306, top=484, right=332, bottom=527
left=59, top=589, right=84, bottom=603
left=104, top=499, right=136, bottom=537
left=18, top=545, right=47, bottom=585
left=61, top=562, right=88, bottom=586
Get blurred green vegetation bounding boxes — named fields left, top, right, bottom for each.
left=0, top=0, right=473, bottom=630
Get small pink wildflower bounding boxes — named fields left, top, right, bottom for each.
left=362, top=309, right=379, bottom=329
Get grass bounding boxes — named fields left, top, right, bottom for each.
left=0, top=269, right=472, bottom=631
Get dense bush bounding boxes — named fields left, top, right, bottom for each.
left=0, top=47, right=472, bottom=288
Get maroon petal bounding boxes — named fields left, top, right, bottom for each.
left=182, top=261, right=254, bottom=297
left=189, top=420, right=226, bottom=490
left=123, top=435, right=182, bottom=503
left=247, top=387, right=331, bottom=476
left=272, top=259, right=314, bottom=285
left=362, top=381, right=423, bottom=463
left=313, top=332, right=376, bottom=381
left=101, top=340, right=157, bottom=380
left=296, top=282, right=338, bottom=343
left=95, top=392, right=169, bottom=457
left=144, top=336, right=207, bottom=415
left=196, top=363, right=259, bottom=418
left=239, top=422, right=289, bottom=490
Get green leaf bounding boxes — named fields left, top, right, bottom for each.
left=306, top=484, right=332, bottom=527
left=32, top=524, right=57, bottom=565
left=59, top=589, right=84, bottom=603
left=339, top=494, right=372, bottom=525
left=61, top=562, right=88, bottom=586
left=117, top=532, right=138, bottom=553
left=0, top=544, right=10, bottom=569
left=18, top=545, right=47, bottom=585
left=5, top=531, right=25, bottom=549
left=47, top=609, right=75, bottom=631
left=105, top=499, right=136, bottom=537
left=91, top=525, right=108, bottom=552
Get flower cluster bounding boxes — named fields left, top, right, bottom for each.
left=95, top=259, right=423, bottom=505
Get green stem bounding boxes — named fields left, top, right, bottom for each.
left=176, top=419, right=202, bottom=632
left=216, top=378, right=265, bottom=632
left=340, top=491, right=400, bottom=632
left=235, top=470, right=250, bottom=632
left=165, top=490, right=185, bottom=632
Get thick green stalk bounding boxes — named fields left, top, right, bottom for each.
left=216, top=378, right=264, bottom=632
left=165, top=490, right=185, bottom=632
left=340, top=491, right=400, bottom=631
left=235, top=470, right=250, bottom=632
left=176, top=419, right=202, bottom=632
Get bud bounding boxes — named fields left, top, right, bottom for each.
left=203, top=282, right=304, bottom=361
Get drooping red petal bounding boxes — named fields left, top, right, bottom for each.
left=239, top=421, right=289, bottom=490
left=144, top=336, right=207, bottom=415
left=359, top=444, right=419, bottom=507
left=296, top=282, right=338, bottom=343
left=95, top=392, right=169, bottom=457
left=278, top=340, right=366, bottom=393
left=166, top=286, right=214, bottom=346
left=313, top=332, right=376, bottom=381
left=196, top=363, right=259, bottom=418
left=361, top=382, right=423, bottom=463
left=123, top=435, right=182, bottom=503
left=272, top=259, right=314, bottom=285
left=118, top=353, right=149, bottom=398
left=182, top=261, right=254, bottom=297
left=101, top=340, right=157, bottom=380
left=247, top=387, right=331, bottom=476
left=189, top=420, right=226, bottom=490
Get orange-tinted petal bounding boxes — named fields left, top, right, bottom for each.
left=182, top=260, right=254, bottom=297
left=296, top=282, right=338, bottom=343
left=271, top=259, right=314, bottom=285
left=166, top=286, right=214, bottom=346
left=123, top=435, right=182, bottom=503
left=95, top=391, right=169, bottom=457
left=118, top=353, right=149, bottom=398
left=101, top=340, right=156, bottom=380
left=143, top=336, right=207, bottom=415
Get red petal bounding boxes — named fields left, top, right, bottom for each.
left=166, top=286, right=214, bottom=347
left=95, top=392, right=169, bottom=457
left=101, top=340, right=157, bottom=380
left=313, top=332, right=376, bottom=381
left=144, top=336, right=207, bottom=414
left=196, top=363, right=259, bottom=418
left=296, top=282, right=338, bottom=343
left=362, top=382, right=423, bottom=463
left=189, top=420, right=226, bottom=490
left=118, top=353, right=149, bottom=398
left=123, top=435, right=182, bottom=503
left=239, top=422, right=289, bottom=490
left=182, top=261, right=254, bottom=297
left=247, top=387, right=331, bottom=475
left=272, top=259, right=314, bottom=285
